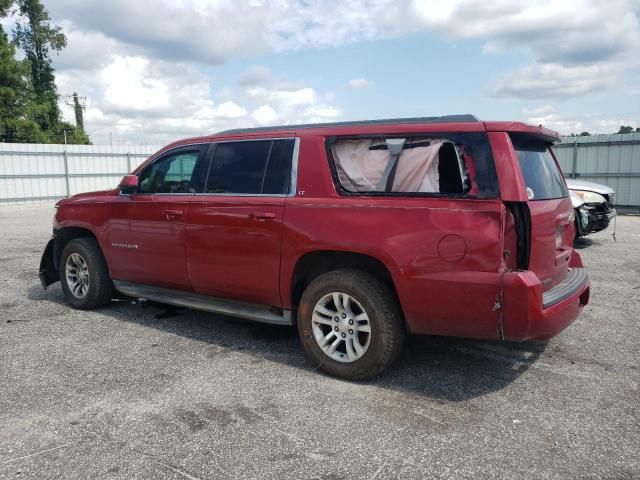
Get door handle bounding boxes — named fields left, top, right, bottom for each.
left=250, top=212, right=276, bottom=220
left=162, top=209, right=183, bottom=220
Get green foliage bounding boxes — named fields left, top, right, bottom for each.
left=0, top=0, right=90, bottom=144
left=0, top=23, right=46, bottom=142
left=50, top=121, right=91, bottom=144
left=0, top=0, right=12, bottom=15
left=616, top=126, right=636, bottom=134
left=12, top=0, right=66, bottom=132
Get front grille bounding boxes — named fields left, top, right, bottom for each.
left=584, top=203, right=613, bottom=233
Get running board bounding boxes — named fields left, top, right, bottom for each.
left=112, top=280, right=294, bottom=326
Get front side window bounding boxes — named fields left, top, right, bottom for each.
left=511, top=134, right=568, bottom=201
left=327, top=132, right=498, bottom=197
left=138, top=149, right=201, bottom=194
left=206, top=139, right=294, bottom=194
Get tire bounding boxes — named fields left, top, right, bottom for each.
left=59, top=237, right=113, bottom=310
left=297, top=269, right=405, bottom=380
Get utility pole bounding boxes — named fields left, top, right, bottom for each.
left=64, top=93, right=86, bottom=132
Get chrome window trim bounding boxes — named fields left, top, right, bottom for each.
left=288, top=137, right=300, bottom=198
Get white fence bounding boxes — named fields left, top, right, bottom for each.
left=0, top=143, right=160, bottom=205
left=553, top=133, right=640, bottom=208
left=1, top=135, right=639, bottom=207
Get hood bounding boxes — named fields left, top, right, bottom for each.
left=569, top=190, right=585, bottom=208
left=566, top=179, right=614, bottom=195
left=55, top=189, right=117, bottom=207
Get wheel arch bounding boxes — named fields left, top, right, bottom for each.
left=53, top=226, right=102, bottom=272
left=289, top=250, right=404, bottom=318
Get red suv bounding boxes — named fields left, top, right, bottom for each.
left=39, top=115, right=590, bottom=379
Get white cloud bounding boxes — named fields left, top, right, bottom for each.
left=237, top=66, right=271, bottom=86
left=270, top=88, right=316, bottom=107
left=348, top=78, right=374, bottom=90
left=247, top=86, right=318, bottom=107
left=37, top=0, right=638, bottom=141
left=213, top=101, right=248, bottom=119
left=55, top=51, right=340, bottom=142
left=56, top=54, right=254, bottom=143
left=53, top=24, right=118, bottom=71
left=523, top=106, right=640, bottom=135
left=252, top=105, right=277, bottom=125
left=492, top=63, right=618, bottom=99
left=46, top=0, right=273, bottom=64
left=101, top=56, right=171, bottom=112
left=409, top=0, right=640, bottom=98
left=303, top=105, right=342, bottom=119
left=247, top=86, right=342, bottom=126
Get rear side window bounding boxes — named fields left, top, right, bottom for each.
left=206, top=139, right=294, bottom=194
left=511, top=135, right=568, bottom=201
left=327, top=132, right=499, bottom=198
left=262, top=140, right=294, bottom=194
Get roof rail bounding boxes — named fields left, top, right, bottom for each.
left=217, top=114, right=479, bottom=135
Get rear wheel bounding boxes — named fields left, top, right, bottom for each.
left=59, top=238, right=113, bottom=309
left=297, top=269, right=404, bottom=380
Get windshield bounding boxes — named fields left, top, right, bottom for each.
left=511, top=134, right=568, bottom=201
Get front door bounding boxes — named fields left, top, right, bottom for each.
left=187, top=138, right=296, bottom=307
left=108, top=145, right=207, bottom=291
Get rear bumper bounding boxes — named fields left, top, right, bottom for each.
left=503, top=262, right=590, bottom=342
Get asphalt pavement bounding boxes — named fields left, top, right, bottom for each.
left=1, top=203, right=638, bottom=479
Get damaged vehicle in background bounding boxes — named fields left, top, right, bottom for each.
left=566, top=179, right=616, bottom=238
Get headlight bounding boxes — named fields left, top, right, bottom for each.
left=578, top=206, right=589, bottom=228
left=572, top=190, right=606, bottom=204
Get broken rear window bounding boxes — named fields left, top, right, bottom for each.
left=327, top=133, right=498, bottom=198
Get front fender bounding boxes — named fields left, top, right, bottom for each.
left=39, top=237, right=60, bottom=288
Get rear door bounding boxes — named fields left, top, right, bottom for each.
left=510, top=133, right=573, bottom=290
left=186, top=138, right=296, bottom=307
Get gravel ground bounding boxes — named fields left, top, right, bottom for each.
left=0, top=203, right=639, bottom=480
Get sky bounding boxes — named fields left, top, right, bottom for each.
left=5, top=0, right=640, bottom=144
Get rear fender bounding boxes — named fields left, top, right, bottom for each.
left=569, top=249, right=583, bottom=268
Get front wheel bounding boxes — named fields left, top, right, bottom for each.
left=59, top=238, right=113, bottom=309
left=297, top=269, right=405, bottom=380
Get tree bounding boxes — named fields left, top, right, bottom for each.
left=0, top=0, right=11, bottom=16
left=12, top=0, right=66, bottom=133
left=0, top=20, right=47, bottom=142
left=50, top=121, right=91, bottom=144
left=616, top=126, right=635, bottom=134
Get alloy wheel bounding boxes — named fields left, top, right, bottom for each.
left=65, top=252, right=90, bottom=299
left=311, top=292, right=371, bottom=363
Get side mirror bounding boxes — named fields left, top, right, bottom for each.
left=118, top=175, right=138, bottom=195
